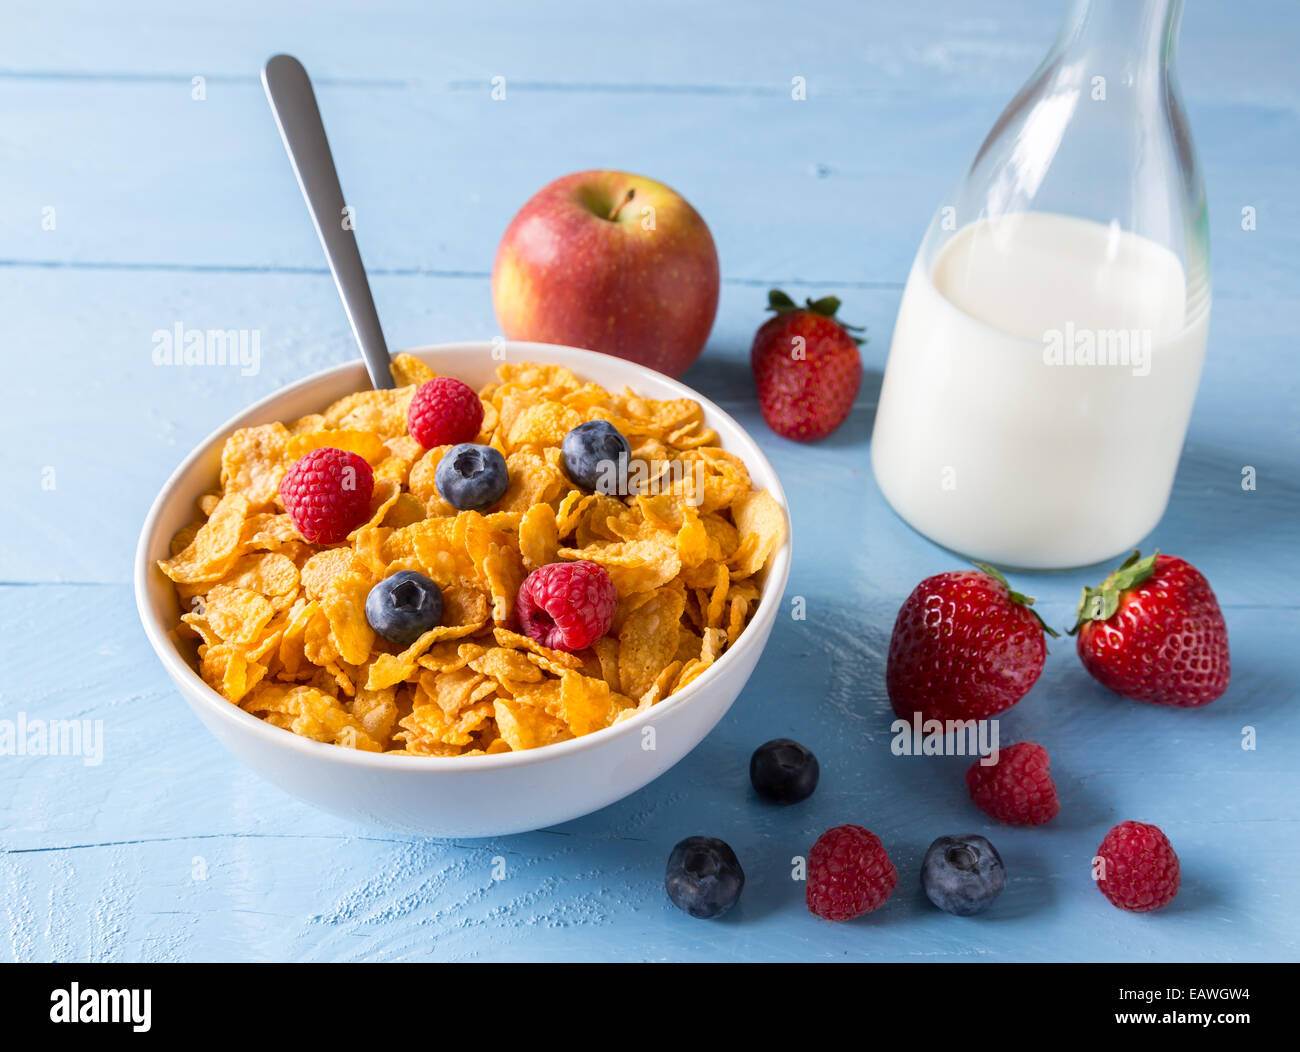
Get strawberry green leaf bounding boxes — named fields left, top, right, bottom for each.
left=1069, top=549, right=1160, bottom=633
left=766, top=289, right=798, bottom=313
left=805, top=295, right=842, bottom=317
left=973, top=561, right=1011, bottom=590
left=766, top=289, right=868, bottom=345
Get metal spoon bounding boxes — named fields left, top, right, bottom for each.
left=262, top=53, right=394, bottom=390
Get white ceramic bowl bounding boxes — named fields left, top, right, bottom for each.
left=135, top=342, right=791, bottom=837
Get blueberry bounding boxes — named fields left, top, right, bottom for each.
left=664, top=836, right=745, bottom=919
left=365, top=570, right=444, bottom=647
left=749, top=738, right=820, bottom=804
left=921, top=834, right=1006, bottom=916
left=435, top=443, right=509, bottom=511
left=561, top=420, right=631, bottom=494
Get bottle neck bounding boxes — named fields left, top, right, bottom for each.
left=1057, top=0, right=1183, bottom=72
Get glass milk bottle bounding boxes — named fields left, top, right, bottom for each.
left=871, top=0, right=1210, bottom=569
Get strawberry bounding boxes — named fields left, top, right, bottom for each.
left=750, top=289, right=863, bottom=441
left=887, top=565, right=1056, bottom=723
left=1071, top=550, right=1230, bottom=707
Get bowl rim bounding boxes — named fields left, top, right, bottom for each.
left=135, top=341, right=791, bottom=773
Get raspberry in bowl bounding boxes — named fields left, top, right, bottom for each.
left=407, top=376, right=484, bottom=449
left=517, top=560, right=617, bottom=652
left=135, top=342, right=791, bottom=837
left=278, top=446, right=375, bottom=543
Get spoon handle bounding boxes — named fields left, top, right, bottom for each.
left=262, top=54, right=394, bottom=390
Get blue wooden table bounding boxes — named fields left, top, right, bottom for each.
left=2, top=0, right=1297, bottom=962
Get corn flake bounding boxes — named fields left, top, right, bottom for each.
left=158, top=492, right=250, bottom=584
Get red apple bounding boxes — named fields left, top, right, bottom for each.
left=492, top=170, right=720, bottom=377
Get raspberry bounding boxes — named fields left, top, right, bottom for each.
left=805, top=825, right=897, bottom=921
left=408, top=377, right=484, bottom=449
left=516, top=560, right=616, bottom=652
left=965, top=741, right=1060, bottom=826
left=279, top=447, right=374, bottom=544
left=1095, top=820, right=1181, bottom=912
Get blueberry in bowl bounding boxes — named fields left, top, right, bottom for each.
left=435, top=442, right=509, bottom=510
left=365, top=570, right=444, bottom=647
left=561, top=419, right=631, bottom=494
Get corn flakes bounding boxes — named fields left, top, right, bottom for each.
left=161, top=360, right=785, bottom=756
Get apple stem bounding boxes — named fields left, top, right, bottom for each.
left=607, top=188, right=635, bottom=221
